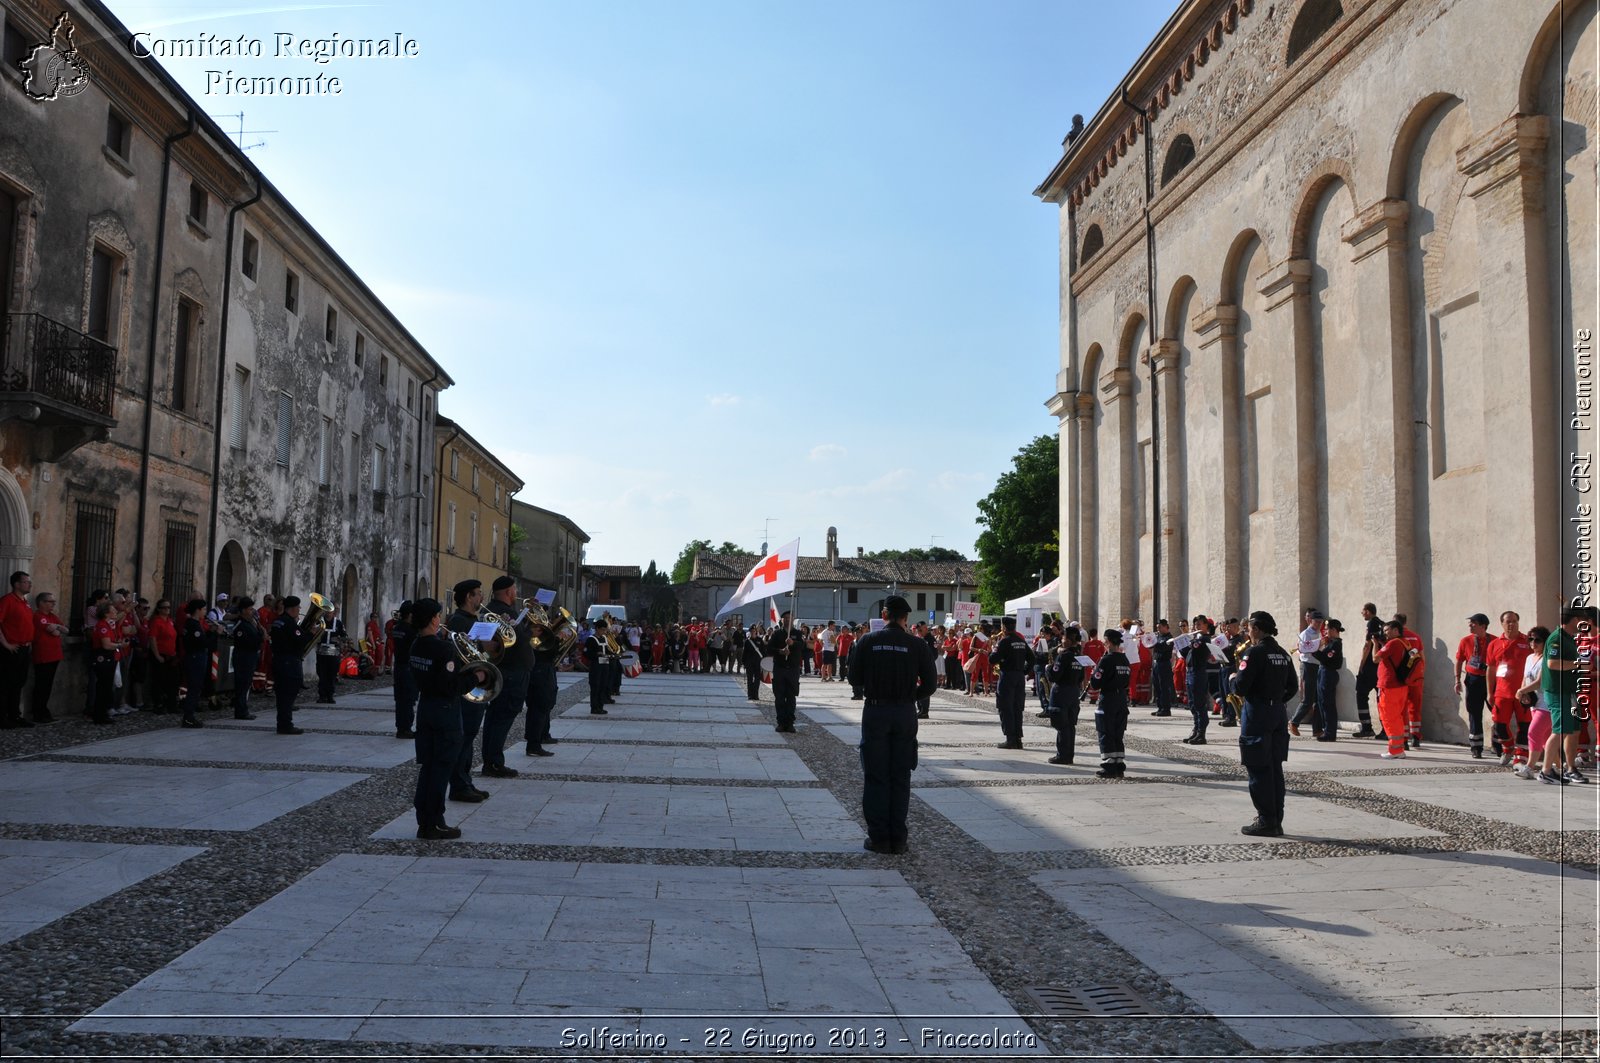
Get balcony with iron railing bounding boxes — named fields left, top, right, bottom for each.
left=0, top=312, right=118, bottom=461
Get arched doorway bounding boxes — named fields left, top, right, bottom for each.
left=341, top=564, right=358, bottom=628
left=0, top=468, right=32, bottom=574
left=215, top=540, right=247, bottom=599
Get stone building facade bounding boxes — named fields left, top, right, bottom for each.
left=0, top=0, right=455, bottom=698
left=1036, top=0, right=1595, bottom=740
left=431, top=416, right=522, bottom=603
left=507, top=499, right=588, bottom=610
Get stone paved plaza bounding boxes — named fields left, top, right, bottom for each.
left=1, top=669, right=1595, bottom=1058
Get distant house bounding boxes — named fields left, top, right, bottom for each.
left=688, top=528, right=979, bottom=625
left=584, top=564, right=640, bottom=610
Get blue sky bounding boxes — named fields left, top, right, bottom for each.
left=115, top=0, right=1175, bottom=572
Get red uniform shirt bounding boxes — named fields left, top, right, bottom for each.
left=1402, top=628, right=1426, bottom=682
left=148, top=615, right=178, bottom=657
left=1486, top=635, right=1533, bottom=700
left=837, top=631, right=855, bottom=658
left=0, top=592, right=33, bottom=646
left=31, top=610, right=64, bottom=665
left=1455, top=634, right=1489, bottom=678
left=1377, top=637, right=1410, bottom=689
left=92, top=618, right=117, bottom=654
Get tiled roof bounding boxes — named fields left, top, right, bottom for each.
left=691, top=553, right=978, bottom=587
left=586, top=564, right=641, bottom=579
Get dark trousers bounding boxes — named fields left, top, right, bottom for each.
left=126, top=649, right=146, bottom=707
left=1187, top=669, right=1212, bottom=737
left=1220, top=671, right=1239, bottom=725
left=91, top=656, right=115, bottom=721
left=1050, top=686, right=1080, bottom=759
left=588, top=668, right=608, bottom=713
left=82, top=645, right=98, bottom=716
left=154, top=658, right=180, bottom=713
left=610, top=658, right=622, bottom=695
left=1463, top=674, right=1487, bottom=752
left=945, top=656, right=965, bottom=691
left=1246, top=760, right=1286, bottom=827
left=182, top=653, right=207, bottom=720
left=1291, top=661, right=1320, bottom=726
left=1096, top=699, right=1128, bottom=765
left=746, top=667, right=761, bottom=701
left=30, top=659, right=58, bottom=720
left=526, top=663, right=555, bottom=747
left=483, top=666, right=528, bottom=770
left=1153, top=661, right=1174, bottom=712
left=394, top=667, right=418, bottom=732
left=272, top=664, right=300, bottom=730
left=414, top=694, right=463, bottom=829
left=1355, top=662, right=1377, bottom=727
left=450, top=696, right=485, bottom=794
left=1316, top=672, right=1340, bottom=736
left=772, top=669, right=799, bottom=729
left=315, top=653, right=338, bottom=701
left=232, top=651, right=258, bottom=717
left=0, top=647, right=27, bottom=723
left=860, top=700, right=918, bottom=847
left=996, top=674, right=1025, bottom=741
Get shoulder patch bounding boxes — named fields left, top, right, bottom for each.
left=445, top=660, right=455, bottom=672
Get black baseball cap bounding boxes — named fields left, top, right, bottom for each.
left=492, top=576, right=517, bottom=592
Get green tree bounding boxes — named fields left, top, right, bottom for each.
left=974, top=434, right=1059, bottom=614
left=669, top=540, right=747, bottom=584
left=864, top=546, right=969, bottom=562
left=506, top=522, right=527, bottom=573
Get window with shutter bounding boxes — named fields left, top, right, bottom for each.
left=318, top=416, right=331, bottom=485
left=276, top=392, right=292, bottom=466
left=229, top=366, right=249, bottom=450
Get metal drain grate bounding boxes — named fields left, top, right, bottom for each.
left=1023, top=983, right=1156, bottom=1017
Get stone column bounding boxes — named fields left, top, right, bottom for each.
left=1046, top=374, right=1078, bottom=619
left=1102, top=366, right=1135, bottom=621
left=1076, top=391, right=1099, bottom=624
left=1258, top=258, right=1317, bottom=611
left=1456, top=114, right=1557, bottom=615
left=1148, top=339, right=1184, bottom=620
left=1340, top=197, right=1411, bottom=617
left=1193, top=304, right=1240, bottom=613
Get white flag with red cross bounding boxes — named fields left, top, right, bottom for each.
left=716, top=539, right=799, bottom=620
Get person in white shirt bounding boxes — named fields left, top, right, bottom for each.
left=819, top=620, right=839, bottom=681
left=1289, top=609, right=1325, bottom=736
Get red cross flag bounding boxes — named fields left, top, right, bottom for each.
left=716, top=539, right=799, bottom=620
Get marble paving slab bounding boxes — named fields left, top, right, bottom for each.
left=1032, top=850, right=1598, bottom=1049
left=60, top=727, right=420, bottom=769
left=549, top=718, right=785, bottom=746
left=819, top=721, right=1061, bottom=748
left=213, top=709, right=402, bottom=735
left=915, top=781, right=1441, bottom=852
left=0, top=761, right=366, bottom=830
left=372, top=780, right=862, bottom=852
left=909, top=746, right=1219, bottom=784
left=507, top=743, right=815, bottom=783
left=1342, top=772, right=1600, bottom=832
left=73, top=855, right=1040, bottom=1053
left=0, top=839, right=207, bottom=944
left=558, top=703, right=768, bottom=723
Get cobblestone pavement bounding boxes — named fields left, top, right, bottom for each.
left=0, top=669, right=1595, bottom=1060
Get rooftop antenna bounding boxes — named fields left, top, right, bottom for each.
left=209, top=111, right=275, bottom=152
left=761, top=517, right=775, bottom=555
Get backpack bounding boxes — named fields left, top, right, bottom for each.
left=1394, top=646, right=1421, bottom=682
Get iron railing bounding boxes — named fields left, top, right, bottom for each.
left=0, top=313, right=117, bottom=416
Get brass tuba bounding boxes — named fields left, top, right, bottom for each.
left=297, top=592, right=334, bottom=658
left=477, top=606, right=518, bottom=663
left=447, top=630, right=503, bottom=704
left=525, top=600, right=580, bottom=658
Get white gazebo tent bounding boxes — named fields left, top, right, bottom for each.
left=1003, top=576, right=1062, bottom=614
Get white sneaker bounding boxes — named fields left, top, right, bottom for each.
left=1514, top=765, right=1534, bottom=779
left=1499, top=751, right=1514, bottom=767
left=1380, top=751, right=1407, bottom=760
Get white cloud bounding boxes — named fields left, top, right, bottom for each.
left=809, top=443, right=848, bottom=461
left=706, top=393, right=742, bottom=407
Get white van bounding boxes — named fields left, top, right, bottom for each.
left=585, top=605, right=627, bottom=623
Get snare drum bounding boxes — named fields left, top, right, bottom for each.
left=759, top=655, right=775, bottom=685
left=621, top=652, right=642, bottom=679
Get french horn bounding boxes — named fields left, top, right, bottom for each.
left=448, top=630, right=503, bottom=704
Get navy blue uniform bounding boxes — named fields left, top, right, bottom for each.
left=767, top=627, right=805, bottom=732
left=230, top=616, right=262, bottom=719
left=526, top=635, right=560, bottom=752
left=1183, top=634, right=1216, bottom=739
left=850, top=623, right=937, bottom=851
left=1045, top=649, right=1086, bottom=761
left=742, top=632, right=764, bottom=701
left=411, top=632, right=485, bottom=830
left=1234, top=636, right=1297, bottom=830
left=1090, top=649, right=1132, bottom=776
left=391, top=619, right=417, bottom=734
left=482, top=601, right=531, bottom=771
left=584, top=633, right=610, bottom=715
left=1312, top=635, right=1344, bottom=740
left=991, top=632, right=1034, bottom=746
left=444, top=609, right=486, bottom=794
left=181, top=617, right=208, bottom=722
left=268, top=616, right=304, bottom=732
left=1151, top=634, right=1175, bottom=714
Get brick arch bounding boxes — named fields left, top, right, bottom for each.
left=1115, top=310, right=1147, bottom=373
left=1162, top=275, right=1198, bottom=340
left=1384, top=93, right=1469, bottom=201
left=1288, top=158, right=1358, bottom=260
left=1520, top=0, right=1596, bottom=113
left=1220, top=227, right=1272, bottom=304
left=1079, top=342, right=1104, bottom=394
